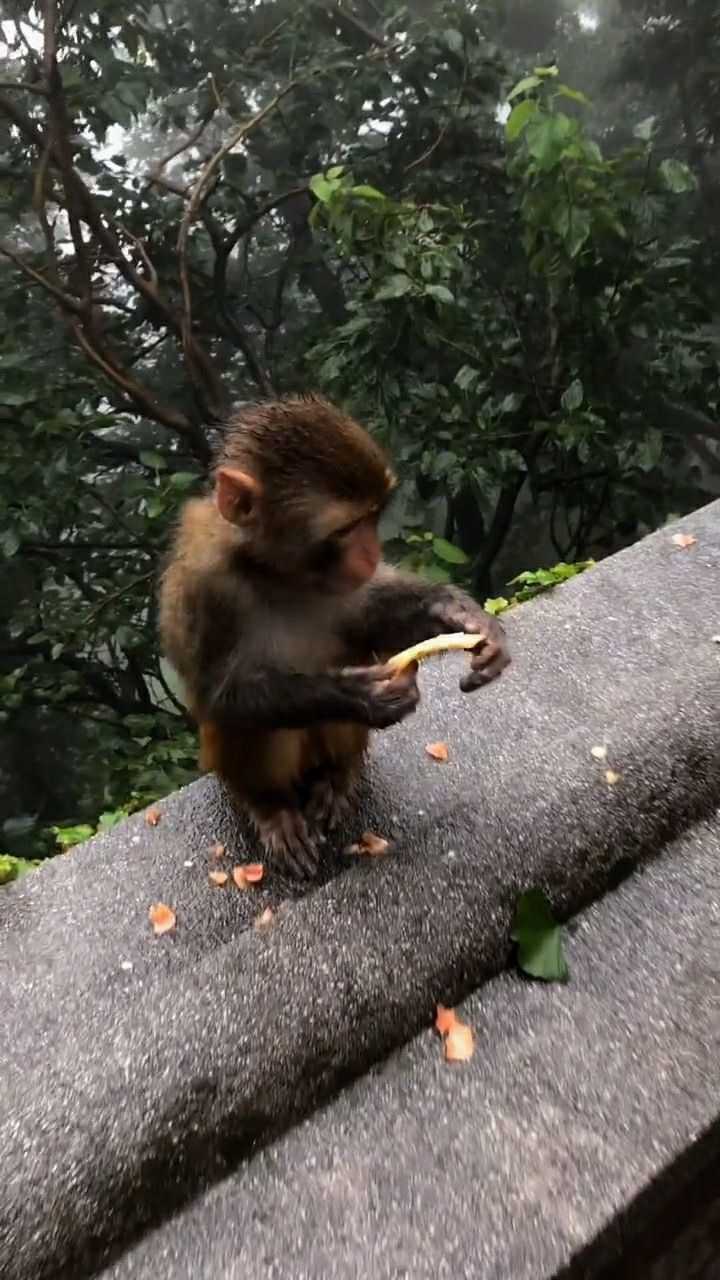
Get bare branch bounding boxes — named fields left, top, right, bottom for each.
left=146, top=172, right=190, bottom=198
left=224, top=185, right=308, bottom=256
left=176, top=81, right=301, bottom=368
left=70, top=321, right=203, bottom=441
left=0, top=240, right=84, bottom=312
left=404, top=123, right=449, bottom=174
left=0, top=79, right=48, bottom=95
left=81, top=571, right=156, bottom=628
left=0, top=84, right=225, bottom=429
left=152, top=107, right=218, bottom=181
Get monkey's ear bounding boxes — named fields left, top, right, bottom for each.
left=215, top=467, right=259, bottom=525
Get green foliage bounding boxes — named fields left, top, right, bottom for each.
left=49, top=805, right=133, bottom=855
left=511, top=889, right=569, bottom=982
left=480, top=559, right=594, bottom=615
left=395, top=531, right=470, bottom=584
left=0, top=854, right=40, bottom=885
left=51, top=824, right=95, bottom=850
left=0, top=0, right=718, bottom=845
left=507, top=560, right=595, bottom=603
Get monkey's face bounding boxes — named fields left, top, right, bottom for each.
left=260, top=501, right=382, bottom=596
left=305, top=510, right=382, bottom=596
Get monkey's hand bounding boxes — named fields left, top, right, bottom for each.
left=340, top=663, right=420, bottom=729
left=427, top=593, right=510, bottom=692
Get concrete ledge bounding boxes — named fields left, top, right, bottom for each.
left=1, top=501, right=719, bottom=1278
left=101, top=812, right=720, bottom=1280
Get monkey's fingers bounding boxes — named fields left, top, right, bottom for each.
left=306, top=776, right=354, bottom=832
left=460, top=642, right=510, bottom=692
left=260, top=809, right=320, bottom=879
left=372, top=676, right=420, bottom=727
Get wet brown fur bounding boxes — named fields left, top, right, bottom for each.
left=160, top=395, right=391, bottom=843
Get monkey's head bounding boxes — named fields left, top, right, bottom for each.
left=214, top=395, right=396, bottom=595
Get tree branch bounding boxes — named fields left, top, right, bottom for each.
left=0, top=79, right=48, bottom=95
left=470, top=472, right=527, bottom=597
left=176, top=80, right=301, bottom=380
left=0, top=240, right=84, bottom=312
left=0, top=82, right=223, bottom=444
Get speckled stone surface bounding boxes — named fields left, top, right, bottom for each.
left=1, top=501, right=720, bottom=1279
left=102, top=813, right=720, bottom=1280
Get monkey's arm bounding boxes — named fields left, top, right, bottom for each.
left=195, top=658, right=418, bottom=731
left=345, top=564, right=509, bottom=691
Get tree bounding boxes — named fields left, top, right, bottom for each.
left=0, top=0, right=718, bottom=852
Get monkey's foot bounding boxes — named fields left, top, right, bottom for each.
left=253, top=807, right=320, bottom=879
left=305, top=774, right=356, bottom=833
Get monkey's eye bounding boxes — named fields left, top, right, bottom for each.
left=334, top=517, right=363, bottom=539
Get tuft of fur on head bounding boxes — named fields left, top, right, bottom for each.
left=216, top=394, right=394, bottom=510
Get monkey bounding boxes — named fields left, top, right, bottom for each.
left=159, top=394, right=509, bottom=877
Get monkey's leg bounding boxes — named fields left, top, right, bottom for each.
left=200, top=723, right=321, bottom=878
left=247, top=793, right=320, bottom=879
left=305, top=764, right=360, bottom=832
left=305, top=724, right=369, bottom=833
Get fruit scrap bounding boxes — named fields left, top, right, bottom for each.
left=209, top=870, right=228, bottom=887
left=605, top=769, right=621, bottom=786
left=149, top=902, right=175, bottom=936
left=145, top=807, right=161, bottom=827
left=591, top=745, right=607, bottom=761
left=346, top=831, right=391, bottom=857
left=434, top=1004, right=475, bottom=1062
left=671, top=532, right=697, bottom=549
left=387, top=632, right=484, bottom=674
left=425, top=741, right=449, bottom=762
left=435, top=1004, right=456, bottom=1035
left=232, top=863, right=265, bottom=889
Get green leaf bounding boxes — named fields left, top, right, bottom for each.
left=169, top=471, right=198, bottom=489
left=566, top=210, right=591, bottom=258
left=0, top=390, right=33, bottom=405
left=499, top=392, right=523, bottom=415
left=139, top=450, right=167, bottom=470
left=97, top=808, right=128, bottom=832
left=455, top=365, right=480, bottom=391
left=633, top=116, right=656, bottom=142
left=561, top=379, right=584, bottom=412
left=51, top=643, right=64, bottom=661
left=508, top=74, right=541, bottom=102
left=60, top=67, right=85, bottom=89
left=421, top=562, right=452, bottom=584
left=146, top=495, right=165, bottom=518
left=526, top=113, right=573, bottom=169
left=375, top=274, right=413, bottom=301
left=52, top=823, right=95, bottom=850
left=534, top=65, right=559, bottom=78
left=443, top=28, right=463, bottom=54
left=326, top=165, right=344, bottom=179
left=0, top=854, right=38, bottom=885
left=483, top=596, right=510, bottom=615
left=0, top=529, right=20, bottom=557
left=351, top=184, right=385, bottom=200
left=506, top=98, right=538, bottom=141
left=432, top=537, right=468, bottom=565
left=555, top=84, right=590, bottom=106
left=310, top=174, right=336, bottom=203
left=511, top=889, right=568, bottom=981
left=425, top=284, right=454, bottom=305
left=659, top=159, right=697, bottom=195
left=100, top=93, right=132, bottom=126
